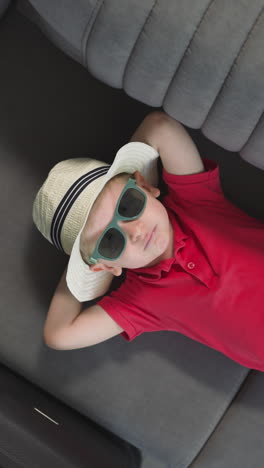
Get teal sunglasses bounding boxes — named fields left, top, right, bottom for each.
left=88, top=177, right=147, bottom=265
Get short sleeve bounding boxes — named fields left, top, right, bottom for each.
left=98, top=294, right=140, bottom=341
left=162, top=158, right=224, bottom=204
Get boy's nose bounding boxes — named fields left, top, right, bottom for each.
left=118, top=219, right=147, bottom=245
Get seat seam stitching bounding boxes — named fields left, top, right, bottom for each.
left=240, top=111, right=264, bottom=153
left=203, top=5, right=264, bottom=129
left=122, top=0, right=158, bottom=88
left=82, top=0, right=105, bottom=67
left=163, top=0, right=215, bottom=105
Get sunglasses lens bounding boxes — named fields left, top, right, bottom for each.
left=118, top=188, right=145, bottom=218
left=98, top=228, right=125, bottom=259
left=97, top=186, right=145, bottom=261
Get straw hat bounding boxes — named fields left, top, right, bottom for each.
left=32, top=142, right=159, bottom=301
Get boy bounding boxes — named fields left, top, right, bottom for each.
left=33, top=111, right=264, bottom=371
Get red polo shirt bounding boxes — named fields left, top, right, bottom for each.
left=98, top=158, right=264, bottom=371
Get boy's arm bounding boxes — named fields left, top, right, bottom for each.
left=43, top=267, right=123, bottom=350
left=130, top=111, right=205, bottom=175
left=43, top=267, right=82, bottom=339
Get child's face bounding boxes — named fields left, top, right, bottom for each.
left=80, top=171, right=174, bottom=276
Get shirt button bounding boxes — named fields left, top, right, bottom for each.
left=187, top=262, right=195, bottom=269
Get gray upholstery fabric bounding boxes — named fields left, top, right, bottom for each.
left=18, top=0, right=264, bottom=169
left=0, top=0, right=11, bottom=17
left=190, top=372, right=264, bottom=468
left=0, top=9, right=257, bottom=468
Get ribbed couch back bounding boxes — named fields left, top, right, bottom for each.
left=18, top=0, right=264, bottom=169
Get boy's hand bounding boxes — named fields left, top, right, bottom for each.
left=130, top=111, right=205, bottom=176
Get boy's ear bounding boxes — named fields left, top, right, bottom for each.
left=133, top=171, right=160, bottom=198
left=89, top=263, right=123, bottom=277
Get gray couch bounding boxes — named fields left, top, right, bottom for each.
left=1, top=1, right=264, bottom=467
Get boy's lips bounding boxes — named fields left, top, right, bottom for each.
left=144, top=225, right=156, bottom=250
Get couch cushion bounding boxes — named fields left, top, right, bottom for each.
left=17, top=0, right=264, bottom=169
left=190, top=372, right=264, bottom=468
